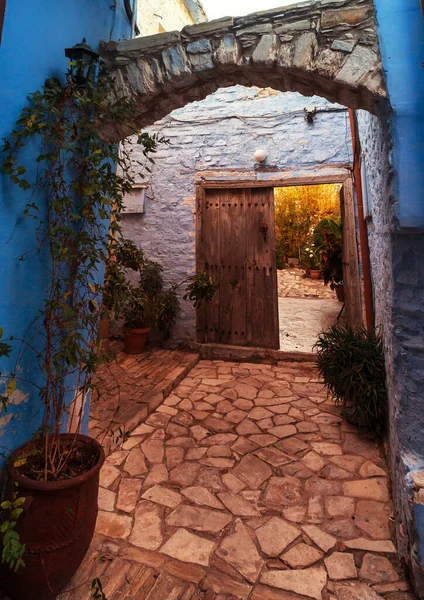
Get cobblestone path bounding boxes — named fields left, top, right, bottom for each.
left=61, top=360, right=410, bottom=600
left=278, top=269, right=336, bottom=300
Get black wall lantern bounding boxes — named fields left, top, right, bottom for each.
left=64, top=38, right=99, bottom=87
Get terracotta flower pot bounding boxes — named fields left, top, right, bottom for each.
left=334, top=284, right=345, bottom=303
left=2, top=434, right=105, bottom=600
left=309, top=269, right=321, bottom=280
left=124, top=325, right=151, bottom=354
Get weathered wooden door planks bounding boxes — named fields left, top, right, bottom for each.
left=197, top=186, right=279, bottom=349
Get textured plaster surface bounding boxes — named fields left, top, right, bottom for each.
left=123, top=86, right=352, bottom=344
left=137, top=0, right=198, bottom=37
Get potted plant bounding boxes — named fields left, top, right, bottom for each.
left=0, top=63, right=164, bottom=599
left=107, top=240, right=216, bottom=354
left=314, top=324, right=387, bottom=432
left=315, top=218, right=344, bottom=300
left=121, top=258, right=163, bottom=354
left=301, top=244, right=321, bottom=279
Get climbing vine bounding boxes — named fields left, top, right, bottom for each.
left=1, top=61, right=165, bottom=481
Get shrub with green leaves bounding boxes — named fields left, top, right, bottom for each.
left=105, top=238, right=217, bottom=338
left=314, top=324, right=387, bottom=433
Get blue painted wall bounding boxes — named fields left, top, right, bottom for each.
left=0, top=1, right=132, bottom=458
left=373, top=0, right=424, bottom=228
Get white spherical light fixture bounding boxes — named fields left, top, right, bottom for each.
left=254, top=149, right=267, bottom=163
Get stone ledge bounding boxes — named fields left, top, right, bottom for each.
left=90, top=344, right=199, bottom=457
left=191, top=342, right=316, bottom=364
left=182, top=17, right=234, bottom=39
left=117, top=31, right=181, bottom=54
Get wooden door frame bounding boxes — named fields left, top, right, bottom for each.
left=196, top=166, right=363, bottom=346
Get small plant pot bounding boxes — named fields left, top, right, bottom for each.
left=124, top=325, right=151, bottom=354
left=2, top=434, right=105, bottom=600
left=334, top=284, right=345, bottom=303
left=309, top=270, right=321, bottom=280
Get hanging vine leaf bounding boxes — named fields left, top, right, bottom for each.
left=6, top=378, right=16, bottom=397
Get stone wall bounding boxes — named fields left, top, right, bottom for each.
left=102, top=0, right=386, bottom=131
left=356, top=109, right=395, bottom=332
left=122, top=86, right=352, bottom=344
left=357, top=108, right=424, bottom=596
left=137, top=0, right=203, bottom=37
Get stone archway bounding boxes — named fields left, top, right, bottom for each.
left=101, top=0, right=387, bottom=132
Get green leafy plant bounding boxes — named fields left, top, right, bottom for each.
left=0, top=328, right=12, bottom=360
left=1, top=63, right=164, bottom=482
left=274, top=184, right=341, bottom=268
left=301, top=243, right=321, bottom=270
left=183, top=272, right=217, bottom=308
left=314, top=218, right=343, bottom=287
left=314, top=324, right=387, bottom=433
left=0, top=327, right=15, bottom=412
left=1, top=484, right=26, bottom=572
left=106, top=238, right=216, bottom=339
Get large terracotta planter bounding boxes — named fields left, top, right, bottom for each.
left=2, top=434, right=105, bottom=600
left=309, top=269, right=321, bottom=280
left=124, top=325, right=151, bottom=354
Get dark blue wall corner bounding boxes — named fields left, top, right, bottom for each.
left=373, top=0, right=424, bottom=228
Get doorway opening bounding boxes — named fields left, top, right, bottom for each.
left=275, top=183, right=345, bottom=353
left=196, top=172, right=362, bottom=353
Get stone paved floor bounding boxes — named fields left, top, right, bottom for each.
left=89, top=342, right=199, bottom=455
left=278, top=269, right=337, bottom=300
left=60, top=360, right=411, bottom=600
left=279, top=298, right=343, bottom=353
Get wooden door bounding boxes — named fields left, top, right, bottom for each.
left=196, top=186, right=279, bottom=349
left=340, top=179, right=363, bottom=326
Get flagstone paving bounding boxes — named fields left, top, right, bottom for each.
left=60, top=359, right=413, bottom=600
left=89, top=343, right=199, bottom=455
left=278, top=269, right=336, bottom=300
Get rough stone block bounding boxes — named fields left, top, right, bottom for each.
left=183, top=17, right=234, bottom=38
left=214, top=34, right=241, bottom=65
left=117, top=31, right=181, bottom=53
left=331, top=39, right=355, bottom=53
left=186, top=39, right=212, bottom=54
left=336, top=45, right=379, bottom=86
left=321, top=7, right=372, bottom=29
left=293, top=32, right=318, bottom=69
left=252, top=34, right=280, bottom=65
left=161, top=46, right=191, bottom=80
left=275, top=20, right=311, bottom=34
left=188, top=51, right=214, bottom=72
